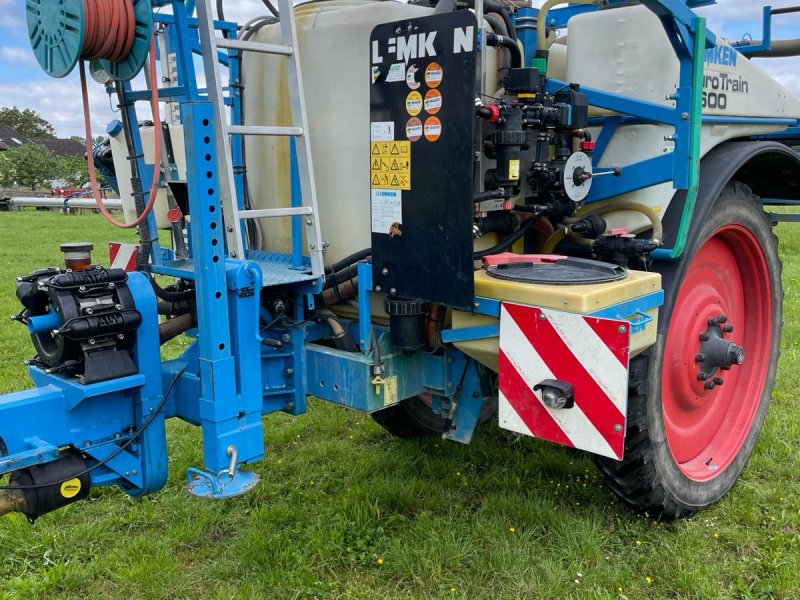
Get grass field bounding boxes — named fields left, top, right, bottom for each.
left=0, top=210, right=798, bottom=600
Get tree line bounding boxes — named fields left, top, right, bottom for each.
left=0, top=107, right=93, bottom=190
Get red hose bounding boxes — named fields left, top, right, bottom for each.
left=82, top=0, right=136, bottom=62
left=80, top=0, right=162, bottom=229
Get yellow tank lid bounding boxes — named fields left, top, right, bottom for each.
left=473, top=268, right=661, bottom=314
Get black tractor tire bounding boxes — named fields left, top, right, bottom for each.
left=371, top=392, right=498, bottom=439
left=596, top=182, right=782, bottom=518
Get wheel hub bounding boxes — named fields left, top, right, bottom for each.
left=695, top=315, right=745, bottom=390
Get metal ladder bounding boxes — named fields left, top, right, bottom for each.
left=194, top=0, right=324, bottom=280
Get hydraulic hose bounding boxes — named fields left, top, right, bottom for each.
left=317, top=309, right=358, bottom=352
left=82, top=0, right=136, bottom=61
left=537, top=0, right=599, bottom=51
left=483, top=12, right=512, bottom=86
left=576, top=200, right=664, bottom=244
left=150, top=276, right=195, bottom=303
left=541, top=201, right=664, bottom=254
left=486, top=32, right=523, bottom=69
left=473, top=217, right=536, bottom=260
left=540, top=227, right=591, bottom=253
left=473, top=189, right=506, bottom=203
left=322, top=262, right=360, bottom=305
left=80, top=2, right=162, bottom=229
left=497, top=6, right=517, bottom=42
left=325, top=248, right=371, bottom=276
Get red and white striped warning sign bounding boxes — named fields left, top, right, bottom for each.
left=498, top=303, right=630, bottom=460
left=108, top=242, right=139, bottom=272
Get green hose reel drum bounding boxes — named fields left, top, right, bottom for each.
left=25, top=0, right=152, bottom=81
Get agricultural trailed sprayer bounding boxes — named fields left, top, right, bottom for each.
left=2, top=0, right=799, bottom=522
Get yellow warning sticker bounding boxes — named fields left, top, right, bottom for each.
left=60, top=478, right=82, bottom=499
left=370, top=141, right=411, bottom=190
left=509, top=159, right=520, bottom=180
left=383, top=375, right=398, bottom=406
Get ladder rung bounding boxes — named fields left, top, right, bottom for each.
left=239, top=207, right=313, bottom=219
left=216, top=38, right=293, bottom=56
left=227, top=125, right=303, bottom=137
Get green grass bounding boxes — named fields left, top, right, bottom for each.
left=0, top=210, right=798, bottom=600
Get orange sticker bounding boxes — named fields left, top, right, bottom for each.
left=406, top=117, right=422, bottom=142
left=425, top=62, right=443, bottom=88
left=405, top=90, right=423, bottom=116
left=424, top=116, right=441, bottom=142
left=424, top=89, right=442, bottom=115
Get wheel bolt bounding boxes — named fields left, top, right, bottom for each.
left=713, top=377, right=724, bottom=385
left=717, top=315, right=728, bottom=323
left=704, top=381, right=715, bottom=389
left=695, top=353, right=706, bottom=363
left=726, top=344, right=745, bottom=367
left=699, top=332, right=710, bottom=341
left=723, top=324, right=734, bottom=333
left=707, top=317, right=718, bottom=326
left=697, top=372, right=710, bottom=381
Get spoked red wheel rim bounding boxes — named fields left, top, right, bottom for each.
left=662, top=224, right=773, bottom=482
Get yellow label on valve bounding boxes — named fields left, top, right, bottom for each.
left=383, top=376, right=398, bottom=406
left=508, top=159, right=520, bottom=180
left=60, top=478, right=82, bottom=499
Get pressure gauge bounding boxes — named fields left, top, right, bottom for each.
left=563, top=151, right=593, bottom=203
left=89, top=60, right=114, bottom=85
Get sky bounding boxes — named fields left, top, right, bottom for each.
left=1, top=0, right=799, bottom=138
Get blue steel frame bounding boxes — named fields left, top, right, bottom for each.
left=0, top=273, right=167, bottom=495
left=514, top=0, right=800, bottom=258
left=4, top=0, right=786, bottom=504
left=517, top=0, right=712, bottom=196
left=0, top=0, right=485, bottom=500
left=730, top=5, right=800, bottom=56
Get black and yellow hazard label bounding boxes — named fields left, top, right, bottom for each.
left=370, top=141, right=411, bottom=190
left=60, top=478, right=82, bottom=499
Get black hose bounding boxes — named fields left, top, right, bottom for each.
left=236, top=14, right=279, bottom=252
left=498, top=7, right=517, bottom=42
left=241, top=16, right=279, bottom=41
left=321, top=312, right=358, bottom=352
left=325, top=248, right=371, bottom=276
left=475, top=211, right=518, bottom=237
left=512, top=204, right=547, bottom=214
left=325, top=262, right=360, bottom=289
left=483, top=12, right=512, bottom=85
left=458, top=0, right=517, bottom=41
left=260, top=0, right=279, bottom=18
left=132, top=178, right=152, bottom=271
left=486, top=32, right=522, bottom=69
left=371, top=328, right=383, bottom=375
left=216, top=0, right=225, bottom=21
left=473, top=189, right=506, bottom=204
left=473, top=217, right=536, bottom=260
left=114, top=84, right=153, bottom=270
left=149, top=276, right=195, bottom=303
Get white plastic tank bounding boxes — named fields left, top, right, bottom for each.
left=243, top=0, right=500, bottom=264
left=109, top=124, right=186, bottom=229
left=565, top=4, right=800, bottom=230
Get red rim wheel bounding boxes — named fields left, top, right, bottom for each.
left=662, top=224, right=773, bottom=482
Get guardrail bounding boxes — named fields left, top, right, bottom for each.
left=2, top=197, right=123, bottom=210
